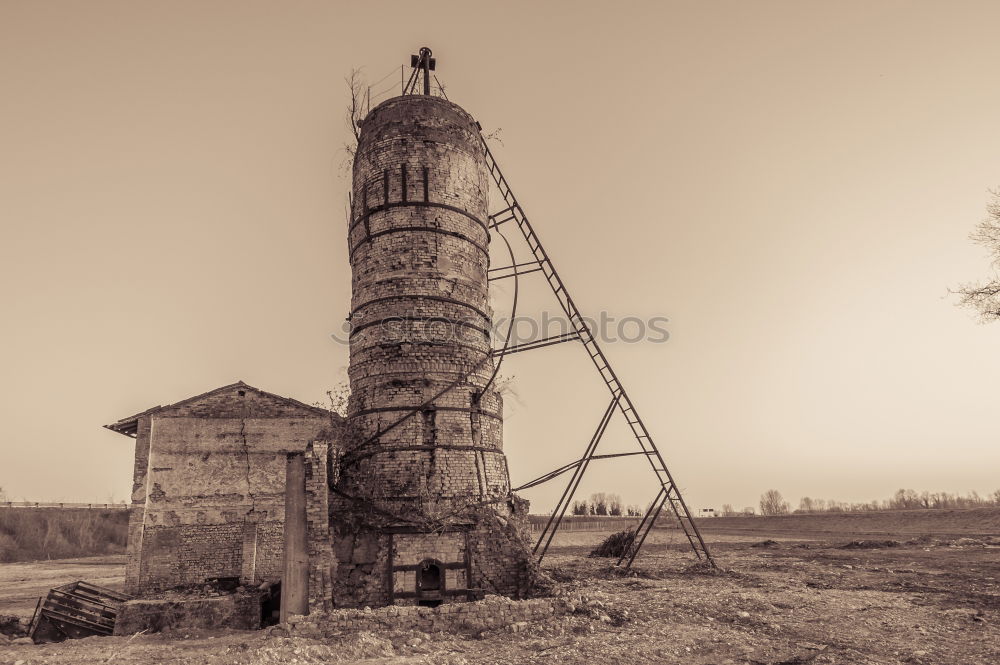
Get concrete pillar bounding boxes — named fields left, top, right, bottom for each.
left=280, top=452, right=308, bottom=621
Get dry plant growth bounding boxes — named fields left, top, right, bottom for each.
left=588, top=529, right=636, bottom=558
left=0, top=508, right=127, bottom=563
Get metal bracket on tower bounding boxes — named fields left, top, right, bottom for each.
left=405, top=47, right=436, bottom=96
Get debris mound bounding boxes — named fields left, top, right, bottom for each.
left=0, top=614, right=28, bottom=639
left=751, top=539, right=781, bottom=549
left=681, top=559, right=724, bottom=576
left=589, top=529, right=636, bottom=558
left=839, top=539, right=901, bottom=549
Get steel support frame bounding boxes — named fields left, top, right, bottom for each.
left=482, top=137, right=715, bottom=569
left=533, top=396, right=619, bottom=563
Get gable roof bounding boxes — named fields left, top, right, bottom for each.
left=104, top=381, right=338, bottom=437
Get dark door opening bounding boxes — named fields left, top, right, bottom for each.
left=260, top=581, right=281, bottom=627
left=417, top=559, right=443, bottom=607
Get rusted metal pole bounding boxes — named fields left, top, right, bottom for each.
left=280, top=452, right=308, bottom=622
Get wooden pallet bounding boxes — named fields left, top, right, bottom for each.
left=28, top=581, right=131, bottom=643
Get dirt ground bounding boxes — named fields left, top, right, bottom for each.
left=2, top=516, right=998, bottom=664
left=0, top=555, right=124, bottom=617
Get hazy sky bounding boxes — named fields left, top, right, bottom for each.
left=2, top=1, right=998, bottom=514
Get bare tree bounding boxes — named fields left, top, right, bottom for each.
left=590, top=493, right=609, bottom=516
left=759, top=489, right=789, bottom=516
left=955, top=191, right=1000, bottom=321
left=608, top=494, right=623, bottom=516
left=890, top=488, right=921, bottom=510
left=720, top=503, right=735, bottom=517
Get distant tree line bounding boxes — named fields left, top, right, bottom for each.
left=795, top=488, right=1000, bottom=514
left=716, top=488, right=1000, bottom=517
left=569, top=493, right=643, bottom=517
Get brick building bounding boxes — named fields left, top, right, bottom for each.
left=105, top=381, right=337, bottom=610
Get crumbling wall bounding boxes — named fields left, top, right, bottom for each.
left=465, top=497, right=543, bottom=599
left=283, top=594, right=571, bottom=637
left=114, top=593, right=262, bottom=635
left=330, top=526, right=389, bottom=609
left=124, top=416, right=152, bottom=593
left=126, top=385, right=336, bottom=595
left=305, top=441, right=334, bottom=613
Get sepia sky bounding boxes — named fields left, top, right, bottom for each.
left=2, top=1, right=999, bottom=513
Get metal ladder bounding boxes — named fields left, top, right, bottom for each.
left=482, top=137, right=715, bottom=567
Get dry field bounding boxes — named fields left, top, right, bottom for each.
left=2, top=509, right=998, bottom=664
left=0, top=508, right=128, bottom=564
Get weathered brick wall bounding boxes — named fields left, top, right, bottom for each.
left=465, top=497, right=538, bottom=599
left=253, top=520, right=285, bottom=582
left=332, top=95, right=536, bottom=610
left=331, top=528, right=390, bottom=608
left=391, top=531, right=467, bottom=605
left=126, top=385, right=339, bottom=595
left=138, top=522, right=244, bottom=589
left=135, top=518, right=284, bottom=592
left=133, top=445, right=332, bottom=598
left=305, top=441, right=334, bottom=613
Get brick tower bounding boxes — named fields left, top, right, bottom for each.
left=330, top=49, right=536, bottom=608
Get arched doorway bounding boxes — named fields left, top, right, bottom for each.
left=416, top=559, right=443, bottom=607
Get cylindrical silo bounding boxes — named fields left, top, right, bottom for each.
left=343, top=94, right=508, bottom=511
left=331, top=91, right=534, bottom=608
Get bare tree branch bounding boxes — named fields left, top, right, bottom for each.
left=954, top=189, right=1000, bottom=322
left=344, top=68, right=367, bottom=159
